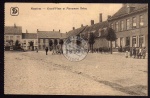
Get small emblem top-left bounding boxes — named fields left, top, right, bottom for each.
left=10, top=7, right=19, bottom=16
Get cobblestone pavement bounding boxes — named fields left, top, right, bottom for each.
left=4, top=51, right=148, bottom=95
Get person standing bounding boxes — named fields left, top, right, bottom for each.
left=142, top=47, right=146, bottom=59
left=136, top=47, right=139, bottom=59
left=139, top=47, right=142, bottom=59
left=45, top=47, right=48, bottom=55
left=130, top=47, right=132, bottom=57
left=133, top=47, right=136, bottom=58
left=35, top=47, right=38, bottom=53
left=52, top=44, right=56, bottom=55
left=125, top=50, right=129, bottom=58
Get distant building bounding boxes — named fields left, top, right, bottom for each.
left=67, top=25, right=87, bottom=38
left=22, top=32, right=38, bottom=50
left=37, top=29, right=66, bottom=50
left=81, top=13, right=109, bottom=49
left=4, top=24, right=22, bottom=47
left=108, top=3, right=148, bottom=51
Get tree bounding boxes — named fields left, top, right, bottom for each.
left=106, top=27, right=117, bottom=54
left=15, top=40, right=21, bottom=50
left=54, top=39, right=58, bottom=46
left=88, top=33, right=95, bottom=53
left=8, top=40, right=13, bottom=46
left=76, top=35, right=81, bottom=46
left=59, top=39, right=64, bottom=53
left=49, top=39, right=53, bottom=46
left=53, top=39, right=58, bottom=53
left=49, top=39, right=53, bottom=51
left=29, top=41, right=34, bottom=51
left=15, top=40, right=19, bottom=47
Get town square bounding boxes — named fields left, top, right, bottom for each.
left=4, top=3, right=148, bottom=96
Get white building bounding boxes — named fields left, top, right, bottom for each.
left=22, top=33, right=38, bottom=50
left=4, top=24, right=22, bottom=47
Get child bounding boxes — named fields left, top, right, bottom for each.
left=35, top=47, right=38, bottom=53
left=125, top=50, right=129, bottom=58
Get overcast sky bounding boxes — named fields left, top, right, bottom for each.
left=5, top=3, right=122, bottom=33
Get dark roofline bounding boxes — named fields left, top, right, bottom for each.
left=5, top=26, right=22, bottom=28
left=108, top=5, right=148, bottom=21
left=22, top=33, right=37, bottom=34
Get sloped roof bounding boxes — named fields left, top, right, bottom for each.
left=60, top=33, right=67, bottom=39
left=5, top=26, right=22, bottom=35
left=109, top=3, right=148, bottom=20
left=67, top=26, right=87, bottom=37
left=37, top=31, right=66, bottom=39
left=22, top=33, right=37, bottom=39
left=81, top=21, right=109, bottom=39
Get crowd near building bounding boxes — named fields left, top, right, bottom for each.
left=4, top=4, right=148, bottom=52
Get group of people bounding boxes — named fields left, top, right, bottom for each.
left=44, top=45, right=63, bottom=55
left=35, top=46, right=147, bottom=59
left=125, top=47, right=146, bottom=59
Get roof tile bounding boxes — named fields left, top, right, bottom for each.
left=5, top=26, right=22, bottom=35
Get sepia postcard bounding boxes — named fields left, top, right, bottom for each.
left=4, top=3, right=148, bottom=96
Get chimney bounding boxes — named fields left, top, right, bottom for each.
left=107, top=15, right=111, bottom=20
left=126, top=4, right=135, bottom=13
left=14, top=23, right=16, bottom=28
left=99, top=13, right=102, bottom=23
left=26, top=29, right=28, bottom=33
left=53, top=29, right=54, bottom=31
left=91, top=20, right=94, bottom=25
left=59, top=29, right=60, bottom=32
left=81, top=24, right=83, bottom=27
left=73, top=27, right=75, bottom=30
left=37, top=29, right=39, bottom=32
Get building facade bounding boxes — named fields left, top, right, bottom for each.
left=22, top=33, right=38, bottom=50
left=108, top=4, right=148, bottom=51
left=4, top=25, right=22, bottom=47
left=81, top=13, right=109, bottom=50
left=37, top=29, right=66, bottom=50
left=81, top=20, right=109, bottom=49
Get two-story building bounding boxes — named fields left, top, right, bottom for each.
left=4, top=24, right=22, bottom=49
left=81, top=13, right=109, bottom=50
left=108, top=3, right=148, bottom=51
left=37, top=29, right=66, bottom=50
left=22, top=31, right=38, bottom=50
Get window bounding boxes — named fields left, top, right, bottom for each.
left=126, top=37, right=130, bottom=46
left=132, top=17, right=136, bottom=28
left=45, top=39, right=49, bottom=43
left=5, top=36, right=9, bottom=41
left=115, top=38, right=118, bottom=47
left=120, top=37, right=124, bottom=47
left=140, top=15, right=144, bottom=26
left=132, top=36, right=136, bottom=47
left=40, top=39, right=43, bottom=43
left=35, top=40, right=38, bottom=45
left=120, top=21, right=124, bottom=31
left=115, top=22, right=119, bottom=32
left=10, top=36, right=13, bottom=40
left=16, top=36, right=20, bottom=41
left=126, top=19, right=130, bottom=30
left=111, top=23, right=114, bottom=29
left=139, top=35, right=144, bottom=47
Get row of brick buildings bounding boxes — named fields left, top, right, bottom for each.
left=4, top=3, right=148, bottom=52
